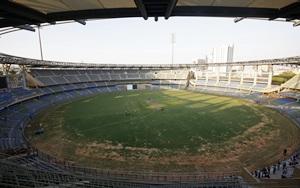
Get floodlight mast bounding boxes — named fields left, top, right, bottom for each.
left=171, top=33, right=176, bottom=65
left=37, top=26, right=43, bottom=60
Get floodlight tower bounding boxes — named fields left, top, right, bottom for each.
left=37, top=26, right=44, bottom=60
left=171, top=33, right=176, bottom=65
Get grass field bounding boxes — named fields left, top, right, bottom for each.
left=26, top=89, right=300, bottom=172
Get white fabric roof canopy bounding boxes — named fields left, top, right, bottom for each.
left=12, top=0, right=136, bottom=14
left=0, top=0, right=299, bottom=28
left=177, top=0, right=298, bottom=9
left=12, top=0, right=298, bottom=13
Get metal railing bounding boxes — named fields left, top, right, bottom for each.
left=0, top=158, right=245, bottom=188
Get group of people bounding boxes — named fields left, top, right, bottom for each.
left=252, top=149, right=299, bottom=179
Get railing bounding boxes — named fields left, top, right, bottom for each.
left=0, top=160, right=245, bottom=188
left=31, top=147, right=240, bottom=184
left=0, top=147, right=244, bottom=186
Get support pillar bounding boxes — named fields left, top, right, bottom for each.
left=240, top=65, right=245, bottom=85
left=267, top=65, right=273, bottom=88
left=2, top=64, right=11, bottom=75
left=216, top=67, right=220, bottom=85
left=193, top=71, right=197, bottom=89
left=205, top=71, right=209, bottom=85
left=227, top=66, right=232, bottom=85
left=194, top=70, right=198, bottom=81
left=20, top=65, right=27, bottom=88
left=253, top=65, right=258, bottom=86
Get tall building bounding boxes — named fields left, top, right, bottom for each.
left=194, top=45, right=234, bottom=72
left=209, top=44, right=234, bottom=64
left=227, top=45, right=234, bottom=63
left=207, top=44, right=234, bottom=72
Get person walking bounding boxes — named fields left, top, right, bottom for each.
left=272, top=165, right=276, bottom=174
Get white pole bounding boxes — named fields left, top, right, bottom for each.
left=38, top=26, right=44, bottom=60
left=171, top=33, right=175, bottom=65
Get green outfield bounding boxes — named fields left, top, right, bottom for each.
left=27, top=89, right=300, bottom=172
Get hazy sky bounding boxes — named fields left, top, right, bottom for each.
left=0, top=17, right=299, bottom=64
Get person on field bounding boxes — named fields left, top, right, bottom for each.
left=277, top=161, right=281, bottom=170
left=282, top=167, right=287, bottom=178
left=272, top=165, right=276, bottom=174
left=283, top=161, right=287, bottom=169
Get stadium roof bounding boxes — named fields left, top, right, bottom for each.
left=1, top=53, right=299, bottom=69
left=0, top=0, right=300, bottom=28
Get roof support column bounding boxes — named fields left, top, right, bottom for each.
left=0, top=0, right=48, bottom=25
left=134, top=0, right=148, bottom=20
left=37, top=26, right=43, bottom=60
left=253, top=65, right=258, bottom=86
left=267, top=65, right=273, bottom=88
left=19, top=65, right=27, bottom=88
left=205, top=71, right=209, bottom=86
left=216, top=67, right=220, bottom=85
left=165, top=0, right=178, bottom=19
left=240, top=65, right=245, bottom=85
left=21, top=70, right=27, bottom=88
left=2, top=64, right=11, bottom=75
left=227, top=66, right=232, bottom=86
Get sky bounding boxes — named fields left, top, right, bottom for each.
left=0, top=17, right=299, bottom=64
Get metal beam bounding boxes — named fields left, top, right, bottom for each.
left=15, top=24, right=35, bottom=32
left=2, top=5, right=300, bottom=28
left=47, top=8, right=141, bottom=22
left=234, top=17, right=245, bottom=23
left=134, top=0, right=148, bottom=20
left=75, top=19, right=86, bottom=25
left=269, top=2, right=300, bottom=20
left=0, top=12, right=41, bottom=27
left=0, top=18, right=36, bottom=28
left=293, top=20, right=300, bottom=27
left=173, top=6, right=278, bottom=18
left=165, top=0, right=178, bottom=19
left=47, top=6, right=279, bottom=22
left=0, top=0, right=47, bottom=23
